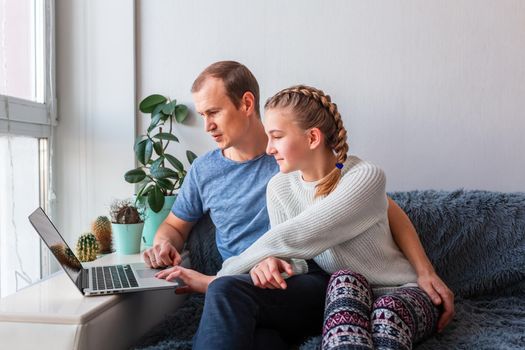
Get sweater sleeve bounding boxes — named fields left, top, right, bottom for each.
left=216, top=164, right=387, bottom=277
left=266, top=179, right=309, bottom=276
left=266, top=179, right=288, bottom=227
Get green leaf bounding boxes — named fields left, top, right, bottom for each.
left=177, top=171, right=186, bottom=188
left=134, top=193, right=148, bottom=207
left=136, top=182, right=153, bottom=198
left=186, top=150, right=198, bottom=164
left=124, top=168, right=146, bottom=183
left=133, top=140, right=146, bottom=157
left=156, top=178, right=174, bottom=191
left=153, top=141, right=163, bottom=156
left=133, top=139, right=148, bottom=165
left=134, top=135, right=147, bottom=145
left=147, top=185, right=164, bottom=213
left=153, top=132, right=179, bottom=142
left=148, top=112, right=164, bottom=133
left=139, top=94, right=167, bottom=113
left=152, top=103, right=164, bottom=116
left=134, top=139, right=150, bottom=165
left=143, top=184, right=155, bottom=196
left=165, top=154, right=184, bottom=172
left=150, top=167, right=178, bottom=179
left=144, top=139, right=153, bottom=164
left=162, top=100, right=177, bottom=115
left=150, top=156, right=164, bottom=172
left=175, top=105, right=189, bottom=123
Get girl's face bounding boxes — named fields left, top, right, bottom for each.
left=264, top=108, right=312, bottom=173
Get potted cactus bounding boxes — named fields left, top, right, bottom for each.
left=91, top=216, right=112, bottom=254
left=76, top=233, right=100, bottom=262
left=110, top=199, right=144, bottom=254
left=124, top=94, right=197, bottom=247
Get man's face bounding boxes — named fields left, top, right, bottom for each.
left=192, top=78, right=248, bottom=150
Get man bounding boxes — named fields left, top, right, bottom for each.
left=143, top=61, right=454, bottom=349
left=143, top=61, right=276, bottom=292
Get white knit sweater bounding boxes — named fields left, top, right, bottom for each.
left=217, top=156, right=417, bottom=293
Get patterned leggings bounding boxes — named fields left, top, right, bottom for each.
left=322, top=270, right=440, bottom=350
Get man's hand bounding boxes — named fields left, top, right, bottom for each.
left=155, top=266, right=215, bottom=294
left=417, top=271, right=455, bottom=332
left=249, top=257, right=294, bottom=289
left=143, top=240, right=181, bottom=269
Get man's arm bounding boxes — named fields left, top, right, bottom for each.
left=150, top=212, right=220, bottom=294
left=143, top=212, right=195, bottom=268
left=153, top=212, right=195, bottom=251
left=387, top=197, right=455, bottom=332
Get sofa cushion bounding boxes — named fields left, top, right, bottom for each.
left=389, top=190, right=525, bottom=298
left=184, top=213, right=222, bottom=276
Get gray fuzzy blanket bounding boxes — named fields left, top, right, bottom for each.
left=133, top=190, right=525, bottom=350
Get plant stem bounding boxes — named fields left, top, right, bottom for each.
left=159, top=126, right=165, bottom=167
left=162, top=115, right=173, bottom=154
left=147, top=175, right=158, bottom=184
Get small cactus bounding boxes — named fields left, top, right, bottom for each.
left=50, top=244, right=82, bottom=269
left=110, top=199, right=143, bottom=224
left=76, top=232, right=99, bottom=262
left=92, top=216, right=112, bottom=254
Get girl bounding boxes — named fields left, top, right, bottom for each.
left=157, top=85, right=452, bottom=349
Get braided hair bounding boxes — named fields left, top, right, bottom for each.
left=264, top=85, right=349, bottom=197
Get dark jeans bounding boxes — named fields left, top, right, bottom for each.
left=193, top=261, right=330, bottom=350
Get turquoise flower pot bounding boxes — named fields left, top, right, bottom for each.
left=141, top=195, right=177, bottom=247
left=112, top=222, right=144, bottom=254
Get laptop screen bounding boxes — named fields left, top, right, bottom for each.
left=28, top=208, right=83, bottom=291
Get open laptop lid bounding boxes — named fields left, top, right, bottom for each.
left=28, top=207, right=85, bottom=294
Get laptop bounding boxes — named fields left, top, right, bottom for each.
left=29, top=207, right=180, bottom=296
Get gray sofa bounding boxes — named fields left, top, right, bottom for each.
left=134, top=190, right=525, bottom=350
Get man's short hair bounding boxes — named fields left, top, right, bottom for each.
left=191, top=61, right=260, bottom=117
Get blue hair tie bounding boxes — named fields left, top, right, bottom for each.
left=335, top=163, right=344, bottom=169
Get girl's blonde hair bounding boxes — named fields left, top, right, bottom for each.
left=265, top=85, right=349, bottom=197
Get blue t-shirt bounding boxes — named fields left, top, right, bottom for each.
left=172, top=149, right=279, bottom=260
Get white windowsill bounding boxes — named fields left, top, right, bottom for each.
left=0, top=251, right=190, bottom=350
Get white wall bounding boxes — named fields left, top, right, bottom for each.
left=55, top=0, right=136, bottom=243
left=54, top=0, right=525, bottom=243
left=137, top=0, right=525, bottom=192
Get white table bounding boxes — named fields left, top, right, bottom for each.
left=0, top=252, right=189, bottom=350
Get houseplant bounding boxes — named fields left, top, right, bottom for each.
left=124, top=94, right=197, bottom=246
left=110, top=199, right=144, bottom=254
left=91, top=216, right=112, bottom=254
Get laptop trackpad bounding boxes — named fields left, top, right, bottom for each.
left=133, top=265, right=181, bottom=286
left=135, top=268, right=161, bottom=279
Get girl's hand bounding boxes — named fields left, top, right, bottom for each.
left=417, top=271, right=455, bottom=332
left=155, top=266, right=216, bottom=294
left=249, top=257, right=294, bottom=289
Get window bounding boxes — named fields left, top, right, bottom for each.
left=0, top=0, right=55, bottom=136
left=0, top=0, right=45, bottom=102
left=0, top=136, right=46, bottom=297
left=0, top=0, right=55, bottom=298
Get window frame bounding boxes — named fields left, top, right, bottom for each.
left=0, top=0, right=56, bottom=284
left=0, top=0, right=57, bottom=138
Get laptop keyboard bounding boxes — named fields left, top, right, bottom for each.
left=91, top=265, right=138, bottom=291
